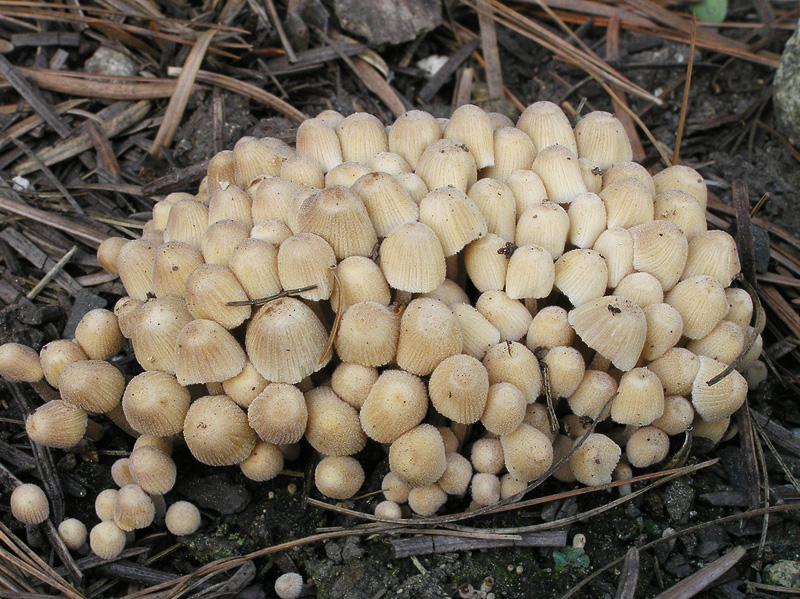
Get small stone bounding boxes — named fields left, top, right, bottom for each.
left=332, top=0, right=441, bottom=45
left=663, top=480, right=695, bottom=521
left=774, top=20, right=800, bottom=146
left=84, top=46, right=137, bottom=78
left=766, top=560, right=800, bottom=589
left=177, top=474, right=250, bottom=515
left=664, top=554, right=694, bottom=579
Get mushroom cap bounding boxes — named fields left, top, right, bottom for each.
left=183, top=395, right=256, bottom=466
left=360, top=369, right=428, bottom=443
left=379, top=222, right=447, bottom=293
left=304, top=386, right=366, bottom=456
left=58, top=518, right=88, bottom=550
left=382, top=472, right=412, bottom=504
left=568, top=295, right=646, bottom=372
left=407, top=483, right=448, bottom=517
left=10, top=483, right=49, bottom=524
left=245, top=297, right=330, bottom=385
left=0, top=342, right=43, bottom=383
left=275, top=572, right=306, bottom=599
left=175, top=319, right=247, bottom=386
left=471, top=437, right=505, bottom=475
left=247, top=383, right=308, bottom=445
left=569, top=433, right=621, bottom=486
left=165, top=501, right=201, bottom=536
left=59, top=360, right=125, bottom=414
left=128, top=446, right=177, bottom=495
left=389, top=424, right=447, bottom=488
left=471, top=472, right=501, bottom=506
left=610, top=367, right=665, bottom=426
left=396, top=298, right=463, bottom=376
left=240, top=440, right=284, bottom=482
left=437, top=452, right=473, bottom=496
left=500, top=424, right=554, bottom=482
left=26, top=400, right=87, bottom=449
left=334, top=302, right=400, bottom=367
left=90, top=521, right=126, bottom=560
left=664, top=275, right=728, bottom=340
left=39, top=339, right=87, bottom=388
left=122, top=371, right=191, bottom=436
left=691, top=356, right=748, bottom=423
left=481, top=382, right=527, bottom=436
left=113, top=483, right=155, bottom=531
left=626, top=426, right=670, bottom=468
left=429, top=354, right=490, bottom=424
left=482, top=341, right=542, bottom=403
left=314, top=456, right=365, bottom=500
left=330, top=362, right=379, bottom=410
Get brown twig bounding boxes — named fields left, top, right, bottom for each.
left=672, top=14, right=697, bottom=165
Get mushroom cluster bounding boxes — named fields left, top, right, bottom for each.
left=1, top=102, right=762, bottom=558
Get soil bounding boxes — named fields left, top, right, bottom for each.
left=2, top=0, right=800, bottom=597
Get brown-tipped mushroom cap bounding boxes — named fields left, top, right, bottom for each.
left=59, top=360, right=125, bottom=414
left=389, top=424, right=447, bottom=488
left=429, top=354, right=490, bottom=424
left=10, top=483, right=49, bottom=524
left=183, top=395, right=256, bottom=466
left=26, top=400, right=87, bottom=449
left=360, top=369, right=428, bottom=443
left=0, top=342, right=43, bottom=383
left=122, top=371, right=190, bottom=437
left=247, top=383, right=308, bottom=445
left=396, top=298, right=463, bottom=376
left=500, top=423, right=553, bottom=482
left=569, top=433, right=621, bottom=485
left=175, top=319, right=247, bottom=386
left=304, top=386, right=366, bottom=456
left=315, top=456, right=365, bottom=500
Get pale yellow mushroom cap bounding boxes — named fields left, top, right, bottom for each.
left=58, top=518, right=88, bottom=550
left=183, top=395, right=256, bottom=466
left=0, top=342, right=43, bottom=383
left=314, top=456, right=365, bottom=500
left=90, top=521, right=126, bottom=561
left=10, top=483, right=49, bottom=524
left=165, top=501, right=201, bottom=536
left=389, top=424, right=447, bottom=488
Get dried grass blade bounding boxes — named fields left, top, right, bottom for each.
left=652, top=546, right=746, bottom=599
left=0, top=194, right=109, bottom=247
left=151, top=29, right=215, bottom=158
left=615, top=547, right=639, bottom=599
left=13, top=100, right=151, bottom=176
left=351, top=57, right=406, bottom=118
left=0, top=99, right=84, bottom=151
left=673, top=15, right=696, bottom=165
left=13, top=67, right=179, bottom=100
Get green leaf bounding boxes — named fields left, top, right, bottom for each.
left=690, top=0, right=728, bottom=23
left=553, top=547, right=591, bottom=573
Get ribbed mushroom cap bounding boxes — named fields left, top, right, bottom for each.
left=415, top=139, right=478, bottom=194
left=330, top=362, right=378, bottom=410
left=295, top=185, right=378, bottom=260
left=58, top=518, right=88, bottom=550
left=59, top=360, right=124, bottom=413
left=117, top=238, right=158, bottom=300
left=542, top=346, right=586, bottom=399
left=692, top=414, right=730, bottom=444
left=396, top=298, right=462, bottom=375
left=653, top=164, right=707, bottom=210
left=165, top=501, right=201, bottom=536
left=428, top=354, right=489, bottom=424
left=611, top=367, right=665, bottom=426
left=151, top=242, right=204, bottom=299
left=395, top=171, right=429, bottom=204
left=451, top=304, right=501, bottom=361
left=95, top=489, right=117, bottom=522
left=483, top=341, right=542, bottom=403
left=379, top=222, right=446, bottom=293
left=483, top=126, right=536, bottom=182
left=569, top=433, right=621, bottom=486
left=250, top=220, right=292, bottom=246
left=90, top=521, right=126, bottom=560
left=207, top=149, right=236, bottom=193
left=251, top=176, right=298, bottom=225
left=315, top=456, right=365, bottom=500
left=134, top=435, right=173, bottom=456
left=566, top=370, right=617, bottom=420
left=351, top=171, right=419, bottom=238
left=128, top=446, right=176, bottom=495
left=163, top=200, right=209, bottom=247
left=247, top=383, right=308, bottom=445
left=626, top=426, right=670, bottom=468
left=507, top=169, right=548, bottom=215
left=613, top=272, right=664, bottom=309
left=437, top=452, right=473, bottom=496
left=335, top=302, right=400, bottom=367
left=113, top=484, right=155, bottom=531
left=419, top=186, right=487, bottom=256
left=725, top=288, right=753, bottom=329
left=122, top=371, right=190, bottom=436
left=304, top=386, right=366, bottom=456
left=501, top=423, right=554, bottom=482
left=114, top=296, right=143, bottom=339
left=175, top=319, right=246, bottom=386
left=245, top=297, right=329, bottom=385
left=388, top=110, right=442, bottom=169
left=467, top=178, right=516, bottom=242
left=642, top=302, right=684, bottom=362
left=464, top=234, right=508, bottom=293
left=481, top=383, right=528, bottom=436
left=228, top=238, right=281, bottom=301
left=277, top=233, right=336, bottom=301
left=600, top=177, right=654, bottom=229
left=515, top=202, right=570, bottom=260
left=603, top=161, right=655, bottom=196
left=652, top=395, right=694, bottom=435
left=665, top=275, right=728, bottom=339
left=222, top=360, right=269, bottom=409
left=26, top=400, right=87, bottom=449
left=630, top=220, right=689, bottom=291
left=360, top=369, right=428, bottom=443
left=568, top=296, right=646, bottom=371
left=501, top=472, right=532, bottom=498
left=691, top=356, right=748, bottom=423
left=567, top=192, right=607, bottom=249
left=336, top=112, right=388, bottom=163
left=240, top=440, right=284, bottom=482
left=323, top=161, right=370, bottom=187
left=653, top=189, right=707, bottom=241
left=681, top=230, right=741, bottom=287
left=39, top=339, right=87, bottom=388
left=505, top=244, right=556, bottom=300
left=183, top=395, right=256, bottom=466
left=274, top=572, right=307, bottom=599
left=131, top=297, right=194, bottom=374
left=73, top=309, right=122, bottom=362
left=407, top=483, right=448, bottom=517
left=531, top=144, right=587, bottom=204
left=111, top=458, right=134, bottom=488
left=526, top=306, right=573, bottom=352
left=0, top=342, right=43, bottom=383
left=471, top=437, right=505, bottom=474
left=232, top=137, right=284, bottom=187
left=443, top=104, right=495, bottom=168
left=475, top=290, right=532, bottom=343
left=579, top=157, right=603, bottom=194
left=208, top=184, right=253, bottom=229
left=10, top=484, right=49, bottom=524
left=647, top=347, right=701, bottom=396
left=184, top=264, right=251, bottom=329
left=330, top=255, right=391, bottom=313
left=97, top=237, right=129, bottom=275
left=554, top=249, right=609, bottom=307
left=574, top=111, right=633, bottom=171
left=687, top=320, right=745, bottom=365
left=368, top=151, right=412, bottom=176
left=516, top=101, right=577, bottom=153
left=389, top=424, right=447, bottom=488
left=593, top=226, right=634, bottom=288
left=296, top=117, right=343, bottom=173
